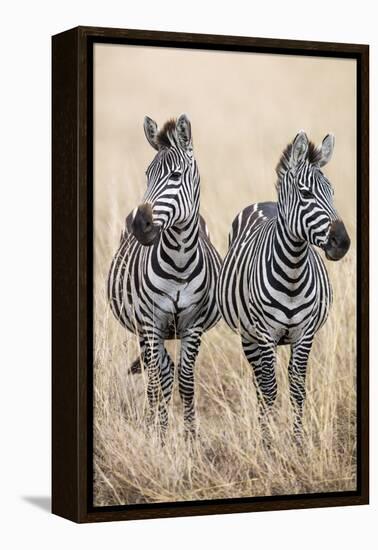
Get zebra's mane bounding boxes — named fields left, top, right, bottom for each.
left=157, top=119, right=177, bottom=148
left=275, top=141, right=322, bottom=189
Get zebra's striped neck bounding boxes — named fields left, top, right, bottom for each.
left=156, top=193, right=201, bottom=277
left=271, top=201, right=311, bottom=280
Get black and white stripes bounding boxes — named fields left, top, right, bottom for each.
left=108, top=115, right=221, bottom=437
left=107, top=125, right=350, bottom=444
left=217, top=132, right=350, bottom=440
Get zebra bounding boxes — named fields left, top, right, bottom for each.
left=217, top=131, right=350, bottom=442
left=108, top=114, right=222, bottom=438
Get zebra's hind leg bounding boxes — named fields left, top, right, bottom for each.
left=128, top=336, right=146, bottom=374
left=242, top=337, right=277, bottom=445
left=288, top=336, right=313, bottom=444
left=143, top=336, right=174, bottom=439
left=178, top=328, right=202, bottom=439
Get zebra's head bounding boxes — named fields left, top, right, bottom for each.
left=132, top=114, right=198, bottom=246
left=276, top=131, right=350, bottom=261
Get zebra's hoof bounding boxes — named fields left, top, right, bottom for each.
left=261, top=436, right=273, bottom=454
left=291, top=428, right=306, bottom=454
left=184, top=427, right=200, bottom=447
left=128, top=356, right=143, bottom=374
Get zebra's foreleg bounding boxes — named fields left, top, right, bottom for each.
left=178, top=328, right=202, bottom=438
left=159, top=346, right=175, bottom=429
left=242, top=338, right=277, bottom=442
left=144, top=336, right=174, bottom=436
left=288, top=337, right=313, bottom=443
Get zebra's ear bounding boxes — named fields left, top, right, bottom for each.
left=290, top=131, right=309, bottom=168
left=143, top=116, right=159, bottom=151
left=176, top=114, right=192, bottom=150
left=319, top=134, right=335, bottom=167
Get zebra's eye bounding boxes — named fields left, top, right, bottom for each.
left=170, top=172, right=181, bottom=181
left=301, top=188, right=313, bottom=199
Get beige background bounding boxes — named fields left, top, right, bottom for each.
left=93, top=44, right=357, bottom=506
left=94, top=44, right=356, bottom=260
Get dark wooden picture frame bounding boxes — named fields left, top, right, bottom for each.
left=52, top=26, right=369, bottom=523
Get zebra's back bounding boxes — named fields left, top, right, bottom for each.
left=228, top=201, right=277, bottom=248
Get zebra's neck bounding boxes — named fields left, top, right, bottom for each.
left=157, top=200, right=200, bottom=279
left=271, top=202, right=311, bottom=281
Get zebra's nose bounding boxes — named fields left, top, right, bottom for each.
left=324, top=220, right=350, bottom=261
left=132, top=204, right=160, bottom=246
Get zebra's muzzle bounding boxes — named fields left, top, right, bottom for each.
left=132, top=204, right=160, bottom=246
left=324, top=220, right=350, bottom=261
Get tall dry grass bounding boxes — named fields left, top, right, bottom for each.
left=93, top=45, right=356, bottom=506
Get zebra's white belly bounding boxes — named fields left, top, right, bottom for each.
left=125, top=274, right=209, bottom=336
left=248, top=292, right=329, bottom=345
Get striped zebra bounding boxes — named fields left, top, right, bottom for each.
left=108, top=114, right=221, bottom=437
left=217, top=131, right=350, bottom=441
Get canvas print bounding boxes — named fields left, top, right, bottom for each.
left=93, top=44, right=356, bottom=506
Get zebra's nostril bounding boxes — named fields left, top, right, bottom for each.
left=131, top=204, right=158, bottom=246
left=330, top=236, right=338, bottom=247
